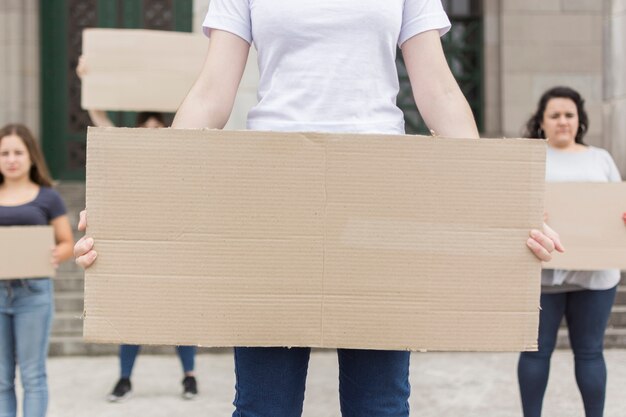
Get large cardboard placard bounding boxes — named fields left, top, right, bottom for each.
left=545, top=182, right=626, bottom=270
left=81, top=29, right=207, bottom=112
left=84, top=128, right=546, bottom=351
left=0, top=226, right=55, bottom=279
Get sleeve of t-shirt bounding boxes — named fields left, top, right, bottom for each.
left=202, top=0, right=252, bottom=44
left=44, top=188, right=67, bottom=222
left=399, top=0, right=451, bottom=47
left=601, top=149, right=623, bottom=182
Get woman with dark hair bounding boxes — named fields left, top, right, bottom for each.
left=518, top=86, right=622, bottom=417
left=0, top=124, right=74, bottom=417
left=75, top=0, right=564, bottom=415
left=524, top=86, right=590, bottom=146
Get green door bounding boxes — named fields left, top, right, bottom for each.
left=40, top=0, right=193, bottom=180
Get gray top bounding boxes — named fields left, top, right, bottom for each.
left=541, top=146, right=622, bottom=292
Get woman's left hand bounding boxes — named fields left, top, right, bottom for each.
left=526, top=223, right=564, bottom=262
left=51, top=245, right=60, bottom=269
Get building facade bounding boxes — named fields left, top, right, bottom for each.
left=1, top=0, right=624, bottom=175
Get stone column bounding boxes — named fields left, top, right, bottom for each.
left=604, top=0, right=626, bottom=176
left=483, top=0, right=502, bottom=137
left=0, top=0, right=39, bottom=136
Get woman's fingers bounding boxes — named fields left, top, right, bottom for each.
left=78, top=210, right=87, bottom=232
left=526, top=224, right=565, bottom=262
left=75, top=250, right=97, bottom=268
left=526, top=236, right=552, bottom=262
left=51, top=245, right=60, bottom=269
left=74, top=235, right=97, bottom=268
left=76, top=55, right=87, bottom=78
left=541, top=223, right=564, bottom=253
left=529, top=229, right=555, bottom=254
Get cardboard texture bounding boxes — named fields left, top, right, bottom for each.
left=0, top=226, right=55, bottom=280
left=81, top=29, right=207, bottom=112
left=545, top=182, right=626, bottom=270
left=84, top=128, right=546, bottom=351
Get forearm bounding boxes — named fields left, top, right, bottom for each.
left=414, top=82, right=479, bottom=139
left=87, top=109, right=115, bottom=127
left=172, top=86, right=233, bottom=129
left=172, top=30, right=250, bottom=129
left=402, top=30, right=479, bottom=139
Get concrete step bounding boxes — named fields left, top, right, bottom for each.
left=557, top=327, right=626, bottom=349
left=51, top=311, right=83, bottom=336
left=48, top=335, right=229, bottom=357
left=615, top=285, right=626, bottom=305
left=53, top=276, right=84, bottom=292
left=54, top=291, right=84, bottom=312
left=53, top=259, right=84, bottom=292
left=608, top=305, right=626, bottom=327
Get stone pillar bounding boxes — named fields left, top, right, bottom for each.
left=483, top=0, right=502, bottom=137
left=604, top=0, right=626, bottom=176
left=0, top=0, right=39, bottom=136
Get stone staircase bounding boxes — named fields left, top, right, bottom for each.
left=51, top=182, right=626, bottom=355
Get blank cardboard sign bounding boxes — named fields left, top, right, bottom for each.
left=545, top=182, right=626, bottom=270
left=84, top=128, right=546, bottom=351
left=0, top=226, right=55, bottom=280
left=81, top=28, right=207, bottom=112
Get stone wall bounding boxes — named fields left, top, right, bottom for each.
left=0, top=0, right=40, bottom=136
left=604, top=0, right=626, bottom=175
left=498, top=0, right=605, bottom=145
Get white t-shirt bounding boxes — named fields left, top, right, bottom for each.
left=203, top=0, right=450, bottom=134
left=542, top=146, right=623, bottom=291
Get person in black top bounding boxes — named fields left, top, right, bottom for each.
left=0, top=123, right=73, bottom=417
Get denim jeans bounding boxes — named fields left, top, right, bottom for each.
left=119, top=344, right=196, bottom=378
left=232, top=347, right=410, bottom=417
left=0, top=279, right=54, bottom=417
left=518, top=286, right=617, bottom=417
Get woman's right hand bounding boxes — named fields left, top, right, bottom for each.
left=76, top=55, right=87, bottom=79
left=74, top=210, right=97, bottom=268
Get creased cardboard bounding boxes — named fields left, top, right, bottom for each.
left=81, top=29, right=207, bottom=112
left=0, top=226, right=55, bottom=279
left=545, top=182, right=626, bottom=270
left=84, top=128, right=546, bottom=351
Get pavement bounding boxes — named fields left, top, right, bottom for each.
left=19, top=349, right=626, bottom=417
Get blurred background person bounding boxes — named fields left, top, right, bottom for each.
left=518, top=86, right=622, bottom=417
left=0, top=123, right=74, bottom=417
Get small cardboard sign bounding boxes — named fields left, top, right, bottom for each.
left=81, top=28, right=207, bottom=112
left=545, top=182, right=626, bottom=270
left=0, top=226, right=55, bottom=280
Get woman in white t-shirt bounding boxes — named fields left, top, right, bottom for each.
left=518, top=86, right=622, bottom=417
left=74, top=1, right=563, bottom=415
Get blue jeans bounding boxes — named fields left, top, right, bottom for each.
left=119, top=345, right=196, bottom=378
left=232, top=347, right=410, bottom=417
left=0, top=279, right=54, bottom=417
left=518, top=286, right=617, bottom=417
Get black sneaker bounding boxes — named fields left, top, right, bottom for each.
left=107, top=378, right=132, bottom=402
left=182, top=376, right=198, bottom=400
